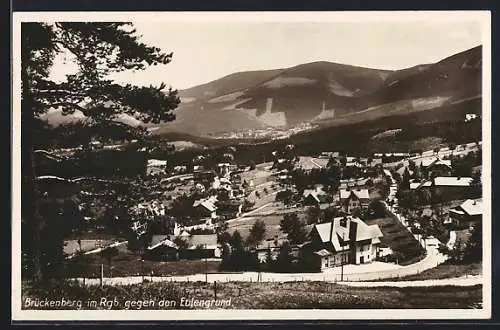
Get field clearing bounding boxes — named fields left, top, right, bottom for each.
left=22, top=281, right=482, bottom=310
left=227, top=213, right=285, bottom=242
left=239, top=167, right=274, bottom=186
left=297, top=156, right=329, bottom=170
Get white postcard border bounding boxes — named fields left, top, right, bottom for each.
left=11, top=10, right=492, bottom=321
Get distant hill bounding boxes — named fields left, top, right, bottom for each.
left=39, top=45, right=482, bottom=140
left=159, top=45, right=481, bottom=135
left=178, top=68, right=285, bottom=102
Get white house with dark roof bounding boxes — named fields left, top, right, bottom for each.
left=415, top=176, right=473, bottom=201
left=302, top=185, right=327, bottom=205
left=145, top=235, right=180, bottom=261
left=193, top=196, right=218, bottom=219
left=300, top=216, right=383, bottom=270
left=448, top=199, right=483, bottom=229
left=421, top=157, right=452, bottom=177
left=339, top=189, right=371, bottom=213
left=181, top=234, right=221, bottom=259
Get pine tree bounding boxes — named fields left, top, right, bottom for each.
left=401, top=167, right=411, bottom=191
left=22, top=23, right=180, bottom=281
left=246, top=220, right=266, bottom=248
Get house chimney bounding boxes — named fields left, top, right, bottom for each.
left=349, top=219, right=358, bottom=243
left=329, top=220, right=334, bottom=242
left=340, top=216, right=348, bottom=228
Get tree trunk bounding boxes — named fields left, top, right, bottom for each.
left=21, top=57, right=44, bottom=282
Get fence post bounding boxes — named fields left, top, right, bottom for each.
left=100, top=264, right=103, bottom=288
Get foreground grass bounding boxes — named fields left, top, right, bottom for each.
left=387, top=262, right=482, bottom=282
left=22, top=280, right=482, bottom=310
left=62, top=250, right=221, bottom=278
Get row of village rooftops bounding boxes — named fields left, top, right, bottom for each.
left=318, top=141, right=482, bottom=159
left=145, top=140, right=482, bottom=177
left=130, top=165, right=250, bottom=237
left=137, top=155, right=480, bottom=237
left=140, top=197, right=483, bottom=268
left=79, top=195, right=482, bottom=266
left=143, top=214, right=385, bottom=271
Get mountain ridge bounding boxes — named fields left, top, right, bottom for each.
left=42, top=45, right=482, bottom=139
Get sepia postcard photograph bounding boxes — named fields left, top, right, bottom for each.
left=11, top=10, right=491, bottom=321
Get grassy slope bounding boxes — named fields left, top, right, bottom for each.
left=22, top=281, right=482, bottom=310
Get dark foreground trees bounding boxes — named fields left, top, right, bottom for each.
left=22, top=22, right=180, bottom=281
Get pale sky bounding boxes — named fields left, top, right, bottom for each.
left=51, top=20, right=483, bottom=90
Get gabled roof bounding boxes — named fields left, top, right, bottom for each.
left=410, top=182, right=423, bottom=190
left=303, top=186, right=326, bottom=202
left=148, top=235, right=179, bottom=251
left=415, top=177, right=472, bottom=189
left=303, top=191, right=320, bottom=203
left=187, top=234, right=218, bottom=249
left=339, top=189, right=370, bottom=200
left=458, top=199, right=482, bottom=216
left=193, top=197, right=217, bottom=212
left=415, top=180, right=432, bottom=189
left=313, top=216, right=383, bottom=252
left=421, top=157, right=451, bottom=168
left=313, top=249, right=331, bottom=257
left=434, top=176, right=473, bottom=187
left=422, top=150, right=435, bottom=156
left=147, top=159, right=167, bottom=167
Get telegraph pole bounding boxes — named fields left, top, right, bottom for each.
left=341, top=254, right=344, bottom=282
left=341, top=233, right=345, bottom=282
left=205, top=244, right=208, bottom=283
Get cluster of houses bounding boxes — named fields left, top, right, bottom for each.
left=135, top=151, right=253, bottom=261
left=388, top=144, right=483, bottom=237
left=133, top=140, right=482, bottom=271
left=261, top=148, right=386, bottom=271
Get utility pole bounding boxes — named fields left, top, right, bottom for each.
left=341, top=253, right=344, bottom=282
left=141, top=259, right=144, bottom=282
left=341, top=232, right=345, bottom=282
left=100, top=264, right=104, bottom=288
left=205, top=244, right=208, bottom=283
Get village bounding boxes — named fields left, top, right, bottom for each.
left=53, top=136, right=483, bottom=283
